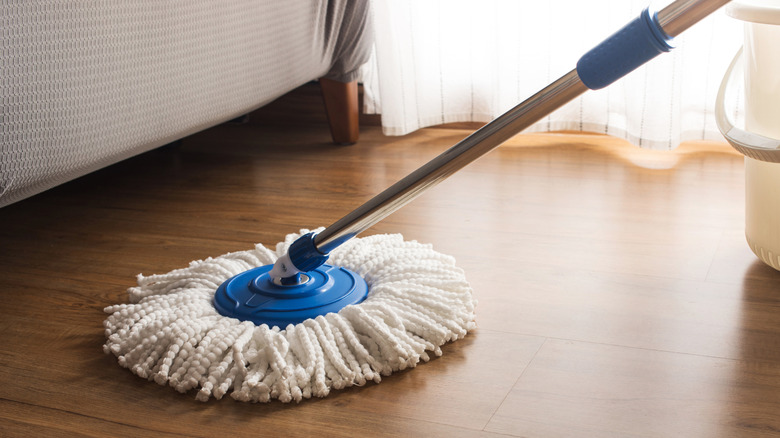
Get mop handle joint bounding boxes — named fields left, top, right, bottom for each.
left=288, top=232, right=329, bottom=272
left=576, top=7, right=674, bottom=90
left=269, top=232, right=329, bottom=281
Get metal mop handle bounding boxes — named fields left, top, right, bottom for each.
left=271, top=0, right=730, bottom=280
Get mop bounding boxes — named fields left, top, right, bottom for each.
left=104, top=0, right=733, bottom=403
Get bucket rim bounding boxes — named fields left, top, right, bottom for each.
left=726, top=0, right=780, bottom=26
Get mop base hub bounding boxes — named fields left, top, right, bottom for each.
left=213, top=263, right=368, bottom=328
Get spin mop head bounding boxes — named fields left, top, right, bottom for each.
left=103, top=230, right=477, bottom=402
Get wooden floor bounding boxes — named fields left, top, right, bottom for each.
left=3, top=86, right=780, bottom=437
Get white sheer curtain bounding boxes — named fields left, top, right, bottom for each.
left=361, top=0, right=743, bottom=150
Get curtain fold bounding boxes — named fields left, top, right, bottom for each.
left=362, top=0, right=743, bottom=150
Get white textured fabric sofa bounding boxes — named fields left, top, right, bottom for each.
left=0, top=0, right=373, bottom=207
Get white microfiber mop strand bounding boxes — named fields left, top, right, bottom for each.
left=103, top=230, right=477, bottom=402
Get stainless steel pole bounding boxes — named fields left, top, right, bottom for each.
left=313, top=0, right=730, bottom=254
left=315, top=70, right=587, bottom=253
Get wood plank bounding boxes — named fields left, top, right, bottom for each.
left=486, top=339, right=780, bottom=437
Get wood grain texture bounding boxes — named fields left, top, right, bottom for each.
left=2, top=84, right=780, bottom=437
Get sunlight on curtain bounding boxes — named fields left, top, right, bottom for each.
left=361, top=0, right=743, bottom=150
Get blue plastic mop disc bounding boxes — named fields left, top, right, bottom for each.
left=213, top=264, right=368, bottom=328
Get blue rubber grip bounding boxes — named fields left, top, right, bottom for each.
left=288, top=232, right=329, bottom=272
left=576, top=7, right=673, bottom=90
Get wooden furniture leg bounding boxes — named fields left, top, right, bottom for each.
left=319, top=78, right=360, bottom=145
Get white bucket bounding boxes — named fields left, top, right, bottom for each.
left=723, top=0, right=780, bottom=269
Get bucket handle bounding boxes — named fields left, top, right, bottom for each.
left=716, top=47, right=780, bottom=163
